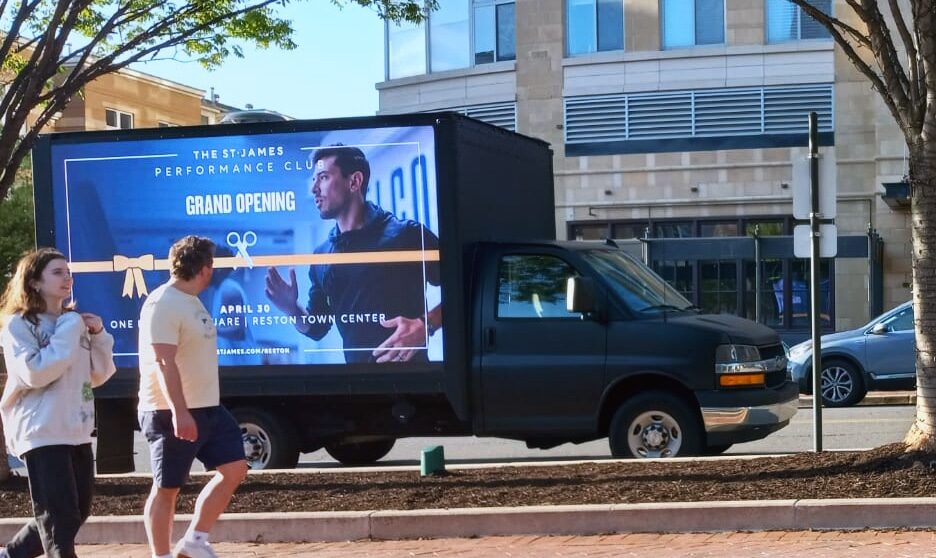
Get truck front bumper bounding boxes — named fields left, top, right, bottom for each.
left=696, top=381, right=799, bottom=446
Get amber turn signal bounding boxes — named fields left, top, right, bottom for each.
left=719, top=373, right=765, bottom=387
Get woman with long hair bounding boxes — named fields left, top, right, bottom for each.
left=0, top=248, right=116, bottom=558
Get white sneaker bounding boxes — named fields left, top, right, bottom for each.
left=173, top=538, right=218, bottom=558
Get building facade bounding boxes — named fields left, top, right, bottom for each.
left=52, top=65, right=232, bottom=132
left=376, top=0, right=911, bottom=338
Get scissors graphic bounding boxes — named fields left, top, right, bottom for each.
left=226, top=231, right=257, bottom=268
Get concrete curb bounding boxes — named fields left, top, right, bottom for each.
left=798, top=391, right=915, bottom=407
left=2, top=499, right=935, bottom=543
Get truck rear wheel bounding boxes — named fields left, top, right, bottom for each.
left=609, top=391, right=703, bottom=459
left=325, top=438, right=396, bottom=465
left=231, top=407, right=300, bottom=470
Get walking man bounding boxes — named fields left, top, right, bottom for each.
left=138, top=235, right=247, bottom=558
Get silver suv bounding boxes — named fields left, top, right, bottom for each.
left=787, top=301, right=915, bottom=407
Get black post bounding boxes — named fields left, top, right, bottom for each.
left=809, top=111, right=823, bottom=452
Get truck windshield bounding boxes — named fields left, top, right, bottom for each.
left=581, top=249, right=695, bottom=313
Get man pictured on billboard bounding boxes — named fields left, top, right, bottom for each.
left=265, top=145, right=441, bottom=363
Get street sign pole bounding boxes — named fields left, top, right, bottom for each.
left=808, top=111, right=823, bottom=452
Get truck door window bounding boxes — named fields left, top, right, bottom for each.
left=497, top=255, right=581, bottom=319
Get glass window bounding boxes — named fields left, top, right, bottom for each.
left=883, top=307, right=914, bottom=332
left=388, top=18, right=426, bottom=79
left=431, top=0, right=470, bottom=72
left=572, top=223, right=609, bottom=240
left=568, top=0, right=597, bottom=55
left=567, top=0, right=623, bottom=56
left=787, top=260, right=832, bottom=329
left=766, top=0, right=831, bottom=42
left=653, top=260, right=694, bottom=302
left=496, top=2, right=516, bottom=61
left=597, top=0, right=625, bottom=51
left=654, top=222, right=693, bottom=238
left=475, top=1, right=515, bottom=64
left=700, top=221, right=738, bottom=237
left=745, top=220, right=785, bottom=236
left=700, top=260, right=737, bottom=315
left=662, top=0, right=723, bottom=48
left=744, top=259, right=784, bottom=327
left=585, top=251, right=694, bottom=313
left=497, top=255, right=581, bottom=319
left=612, top=223, right=647, bottom=239
left=105, top=108, right=133, bottom=129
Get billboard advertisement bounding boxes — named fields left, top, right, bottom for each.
left=49, top=125, right=442, bottom=369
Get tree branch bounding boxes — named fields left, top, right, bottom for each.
left=788, top=0, right=915, bottom=141
left=888, top=0, right=920, bottom=117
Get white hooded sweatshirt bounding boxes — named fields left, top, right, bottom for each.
left=0, top=311, right=116, bottom=457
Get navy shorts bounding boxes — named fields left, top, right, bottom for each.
left=139, top=406, right=245, bottom=489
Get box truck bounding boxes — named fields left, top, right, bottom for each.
left=31, top=113, right=797, bottom=472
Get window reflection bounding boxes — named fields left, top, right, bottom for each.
left=388, top=19, right=426, bottom=79
left=431, top=0, right=470, bottom=72
left=662, top=0, right=724, bottom=48
left=498, top=255, right=582, bottom=319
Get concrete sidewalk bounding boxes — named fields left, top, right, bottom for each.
left=3, top=498, right=936, bottom=547
left=73, top=531, right=936, bottom=557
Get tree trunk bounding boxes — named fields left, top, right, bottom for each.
left=904, top=147, right=936, bottom=451
left=0, top=352, right=10, bottom=482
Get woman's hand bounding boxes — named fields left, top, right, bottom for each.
left=80, top=312, right=104, bottom=334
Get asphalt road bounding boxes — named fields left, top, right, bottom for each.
left=120, top=403, right=915, bottom=472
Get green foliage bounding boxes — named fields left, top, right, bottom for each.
left=0, top=170, right=35, bottom=294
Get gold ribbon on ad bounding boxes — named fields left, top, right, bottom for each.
left=70, top=250, right=440, bottom=299
left=112, top=254, right=155, bottom=298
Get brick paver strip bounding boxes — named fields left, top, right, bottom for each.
left=73, top=530, right=936, bottom=557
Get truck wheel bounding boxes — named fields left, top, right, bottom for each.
left=609, top=391, right=703, bottom=459
left=231, top=407, right=300, bottom=470
left=820, top=359, right=866, bottom=407
left=325, top=438, right=396, bottom=465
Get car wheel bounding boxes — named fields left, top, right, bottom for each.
left=325, top=438, right=396, bottom=465
left=608, top=391, right=703, bottom=459
left=232, top=407, right=300, bottom=470
left=820, top=359, right=866, bottom=407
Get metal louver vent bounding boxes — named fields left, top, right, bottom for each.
left=459, top=102, right=517, bottom=131
left=564, top=84, right=833, bottom=144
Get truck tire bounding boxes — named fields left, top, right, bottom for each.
left=325, top=438, right=396, bottom=465
left=820, top=359, right=866, bottom=407
left=231, top=407, right=300, bottom=470
left=608, top=391, right=703, bottom=459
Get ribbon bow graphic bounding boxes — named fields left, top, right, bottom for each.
left=113, top=254, right=155, bottom=298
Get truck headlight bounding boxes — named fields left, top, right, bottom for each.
left=715, top=344, right=766, bottom=387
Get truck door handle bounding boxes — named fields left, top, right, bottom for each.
left=484, top=327, right=496, bottom=350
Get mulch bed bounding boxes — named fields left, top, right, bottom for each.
left=2, top=443, right=935, bottom=518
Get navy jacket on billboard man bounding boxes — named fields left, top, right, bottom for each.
left=265, top=145, right=442, bottom=363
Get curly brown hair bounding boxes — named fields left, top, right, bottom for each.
left=169, top=235, right=215, bottom=280
left=0, top=248, right=76, bottom=327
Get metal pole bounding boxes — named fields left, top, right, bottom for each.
left=754, top=225, right=761, bottom=324
left=808, top=111, right=823, bottom=452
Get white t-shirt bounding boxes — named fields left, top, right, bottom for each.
left=138, top=283, right=219, bottom=412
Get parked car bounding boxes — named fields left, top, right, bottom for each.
left=788, top=301, right=915, bottom=406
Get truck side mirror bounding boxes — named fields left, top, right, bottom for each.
left=567, top=276, right=596, bottom=315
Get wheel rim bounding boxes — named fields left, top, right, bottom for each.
left=626, top=410, right=683, bottom=458
left=820, top=365, right=853, bottom=403
left=240, top=422, right=271, bottom=469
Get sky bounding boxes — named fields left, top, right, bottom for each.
left=131, top=2, right=387, bottom=119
